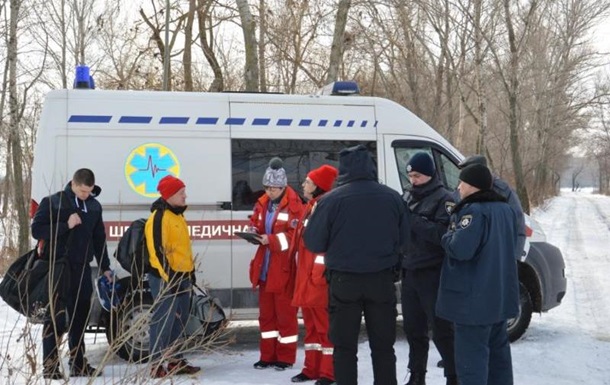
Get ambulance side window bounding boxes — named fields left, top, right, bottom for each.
left=392, top=143, right=460, bottom=193
left=231, top=139, right=377, bottom=211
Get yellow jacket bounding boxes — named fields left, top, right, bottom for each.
left=145, top=199, right=194, bottom=282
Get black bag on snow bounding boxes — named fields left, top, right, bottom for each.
left=114, top=218, right=151, bottom=278
left=0, top=248, right=70, bottom=324
left=184, top=284, right=227, bottom=338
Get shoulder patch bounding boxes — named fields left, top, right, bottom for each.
left=459, top=214, right=473, bottom=229
left=445, top=201, right=455, bottom=215
left=290, top=218, right=299, bottom=228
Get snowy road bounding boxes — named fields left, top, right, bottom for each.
left=1, top=190, right=610, bottom=384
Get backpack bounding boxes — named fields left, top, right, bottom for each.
left=114, top=218, right=151, bottom=277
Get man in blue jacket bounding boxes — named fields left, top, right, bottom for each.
left=304, top=145, right=409, bottom=385
left=458, top=155, right=526, bottom=259
left=31, top=168, right=112, bottom=379
left=437, top=164, right=520, bottom=385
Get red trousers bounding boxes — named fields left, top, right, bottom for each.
left=301, top=307, right=334, bottom=381
left=258, top=283, right=298, bottom=363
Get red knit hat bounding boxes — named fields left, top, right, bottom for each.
left=157, top=175, right=185, bottom=200
left=308, top=165, right=338, bottom=192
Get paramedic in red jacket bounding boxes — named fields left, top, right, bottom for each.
left=289, top=165, right=338, bottom=385
left=250, top=157, right=305, bottom=371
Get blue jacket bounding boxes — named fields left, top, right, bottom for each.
left=452, top=175, right=526, bottom=258
left=493, top=176, right=526, bottom=258
left=402, top=177, right=454, bottom=270
left=304, top=145, right=409, bottom=273
left=436, top=190, right=519, bottom=325
left=31, top=183, right=110, bottom=272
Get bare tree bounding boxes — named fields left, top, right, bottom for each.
left=183, top=0, right=196, bottom=91
left=326, top=0, right=351, bottom=83
left=7, top=0, right=29, bottom=254
left=236, top=0, right=259, bottom=91
left=196, top=0, right=224, bottom=91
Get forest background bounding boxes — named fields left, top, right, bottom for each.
left=1, top=0, right=610, bottom=259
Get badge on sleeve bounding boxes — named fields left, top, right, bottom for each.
left=445, top=202, right=455, bottom=215
left=459, top=215, right=473, bottom=229
left=290, top=219, right=299, bottom=228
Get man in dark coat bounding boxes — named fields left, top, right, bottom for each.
left=31, top=168, right=112, bottom=379
left=437, top=164, right=520, bottom=385
left=304, top=144, right=409, bottom=385
left=458, top=155, right=526, bottom=259
left=400, top=152, right=457, bottom=385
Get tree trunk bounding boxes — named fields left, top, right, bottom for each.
left=326, top=0, right=351, bottom=83
left=504, top=0, right=530, bottom=213
left=196, top=0, right=223, bottom=91
left=474, top=0, right=487, bottom=154
left=236, top=0, right=259, bottom=91
left=9, top=0, right=29, bottom=254
left=258, top=0, right=267, bottom=92
left=183, top=0, right=196, bottom=91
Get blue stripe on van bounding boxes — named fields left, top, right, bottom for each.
left=160, top=117, right=189, bottom=124
left=68, top=115, right=112, bottom=123
left=119, top=116, right=153, bottom=124
left=67, top=115, right=374, bottom=129
left=196, top=117, right=219, bottom=125
left=226, top=118, right=246, bottom=125
left=253, top=118, right=271, bottom=125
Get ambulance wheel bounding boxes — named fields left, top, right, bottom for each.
left=106, top=293, right=154, bottom=363
left=507, top=282, right=533, bottom=342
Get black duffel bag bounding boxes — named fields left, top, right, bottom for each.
left=0, top=248, right=70, bottom=324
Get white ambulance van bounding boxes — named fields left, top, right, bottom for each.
left=31, top=81, right=565, bottom=359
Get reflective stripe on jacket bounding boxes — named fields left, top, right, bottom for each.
left=289, top=198, right=329, bottom=308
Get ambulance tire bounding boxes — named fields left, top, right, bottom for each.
left=507, top=282, right=533, bottom=342
left=106, top=293, right=154, bottom=363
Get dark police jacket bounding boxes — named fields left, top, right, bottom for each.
left=303, top=146, right=408, bottom=273
left=31, top=182, right=110, bottom=272
left=402, top=177, right=454, bottom=270
left=436, top=190, right=519, bottom=325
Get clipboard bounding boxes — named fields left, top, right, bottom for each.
left=234, top=231, right=263, bottom=245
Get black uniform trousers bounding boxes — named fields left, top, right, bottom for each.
left=454, top=320, right=513, bottom=385
left=328, top=268, right=398, bottom=385
left=43, top=264, right=92, bottom=370
left=401, top=267, right=456, bottom=377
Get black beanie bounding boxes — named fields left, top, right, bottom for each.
left=459, top=164, right=492, bottom=190
left=407, top=152, right=435, bottom=177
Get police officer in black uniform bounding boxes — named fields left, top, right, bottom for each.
left=400, top=153, right=457, bottom=385
left=304, top=145, right=409, bottom=385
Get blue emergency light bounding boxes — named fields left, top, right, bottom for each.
left=318, top=81, right=360, bottom=96
left=74, top=65, right=95, bottom=89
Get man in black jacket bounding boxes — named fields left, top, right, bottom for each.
left=31, top=168, right=112, bottom=379
left=304, top=145, right=409, bottom=385
left=400, top=153, right=457, bottom=385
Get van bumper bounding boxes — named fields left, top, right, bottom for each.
left=526, top=242, right=567, bottom=312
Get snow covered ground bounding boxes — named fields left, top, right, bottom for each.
left=1, top=189, right=610, bottom=384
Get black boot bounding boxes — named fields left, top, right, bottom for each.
left=69, top=358, right=101, bottom=377
left=43, top=361, right=65, bottom=380
left=446, top=375, right=459, bottom=385
left=405, top=371, right=426, bottom=385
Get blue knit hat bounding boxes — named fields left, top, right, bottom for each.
left=407, top=152, right=435, bottom=177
